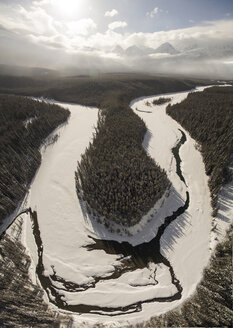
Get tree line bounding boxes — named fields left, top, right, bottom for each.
left=0, top=95, right=70, bottom=225
left=0, top=74, right=203, bottom=108
left=167, top=86, right=233, bottom=214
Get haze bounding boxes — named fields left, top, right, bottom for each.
left=0, top=0, right=233, bottom=78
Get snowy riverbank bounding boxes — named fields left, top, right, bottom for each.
left=5, top=87, right=232, bottom=327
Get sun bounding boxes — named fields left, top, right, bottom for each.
left=53, top=0, right=84, bottom=16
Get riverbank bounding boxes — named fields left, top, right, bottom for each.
left=2, top=85, right=232, bottom=327
left=129, top=86, right=213, bottom=320
left=16, top=87, right=205, bottom=324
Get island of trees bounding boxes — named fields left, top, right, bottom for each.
left=152, top=97, right=172, bottom=105
left=0, top=95, right=70, bottom=225
left=76, top=104, right=170, bottom=226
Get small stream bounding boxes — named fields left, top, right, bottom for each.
left=29, top=128, right=189, bottom=315
left=172, top=129, right=187, bottom=185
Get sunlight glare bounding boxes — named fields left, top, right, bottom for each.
left=54, top=0, right=84, bottom=16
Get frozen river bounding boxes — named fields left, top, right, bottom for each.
left=18, top=88, right=215, bottom=326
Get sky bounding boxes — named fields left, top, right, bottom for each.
left=0, top=0, right=233, bottom=77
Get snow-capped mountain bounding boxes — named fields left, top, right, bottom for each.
left=154, top=42, right=180, bottom=55
left=125, top=45, right=146, bottom=57
left=111, top=39, right=233, bottom=62
left=113, top=42, right=179, bottom=57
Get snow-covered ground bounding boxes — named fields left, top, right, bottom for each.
left=210, top=154, right=233, bottom=250
left=5, top=87, right=232, bottom=327
left=130, top=87, right=212, bottom=314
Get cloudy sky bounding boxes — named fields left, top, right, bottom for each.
left=0, top=0, right=233, bottom=77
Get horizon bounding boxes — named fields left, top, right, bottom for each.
left=0, top=0, right=233, bottom=78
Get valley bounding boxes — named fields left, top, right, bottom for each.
left=0, top=78, right=232, bottom=327
left=1, top=1, right=233, bottom=326
left=1, top=84, right=232, bottom=327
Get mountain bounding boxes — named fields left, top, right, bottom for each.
left=113, top=45, right=124, bottom=56
left=125, top=45, right=146, bottom=57
left=154, top=42, right=179, bottom=55
left=141, top=46, right=159, bottom=55
left=116, top=43, right=180, bottom=57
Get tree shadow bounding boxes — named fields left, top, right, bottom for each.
left=160, top=210, right=191, bottom=253
left=142, top=129, right=152, bottom=152
left=82, top=186, right=190, bottom=257
left=215, top=162, right=233, bottom=226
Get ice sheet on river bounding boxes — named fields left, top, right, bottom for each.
left=15, top=88, right=219, bottom=325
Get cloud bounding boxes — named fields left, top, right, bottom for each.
left=0, top=4, right=58, bottom=36
left=105, top=9, right=118, bottom=18
left=1, top=1, right=232, bottom=56
left=0, top=2, right=97, bottom=51
left=108, top=21, right=128, bottom=30
left=0, top=0, right=232, bottom=79
left=32, top=0, right=64, bottom=8
left=66, top=19, right=97, bottom=36
left=33, top=0, right=51, bottom=6
left=147, top=7, right=159, bottom=18
left=28, top=33, right=67, bottom=49
left=121, top=19, right=233, bottom=51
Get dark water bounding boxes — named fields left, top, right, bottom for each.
left=172, top=129, right=187, bottom=185
left=30, top=129, right=189, bottom=315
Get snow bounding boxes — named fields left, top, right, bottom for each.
left=0, top=194, right=29, bottom=236
left=160, top=116, right=212, bottom=299
left=4, top=86, right=230, bottom=327
left=66, top=263, right=176, bottom=308
left=84, top=185, right=177, bottom=245
left=23, top=116, right=37, bottom=128
left=210, top=155, right=233, bottom=250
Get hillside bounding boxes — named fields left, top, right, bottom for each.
left=0, top=73, right=207, bottom=107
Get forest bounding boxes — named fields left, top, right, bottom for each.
left=167, top=86, right=233, bottom=213
left=0, top=95, right=70, bottom=225
left=152, top=97, right=172, bottom=105
left=0, top=72, right=232, bottom=327
left=135, top=226, right=233, bottom=328
left=76, top=104, right=170, bottom=226
left=0, top=73, right=205, bottom=108
left=72, top=77, right=200, bottom=227
left=0, top=74, right=205, bottom=228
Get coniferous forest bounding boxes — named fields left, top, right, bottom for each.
left=76, top=104, right=169, bottom=226
left=167, top=86, right=233, bottom=213
left=0, top=95, right=70, bottom=225
left=0, top=73, right=232, bottom=327
left=134, top=226, right=233, bottom=328
left=152, top=97, right=172, bottom=105
left=0, top=74, right=202, bottom=228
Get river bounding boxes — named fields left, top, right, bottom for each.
left=20, top=88, right=212, bottom=325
